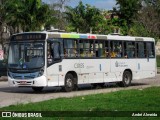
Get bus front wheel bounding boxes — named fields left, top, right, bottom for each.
left=32, top=87, right=43, bottom=92
left=117, top=71, right=132, bottom=87
left=63, top=73, right=74, bottom=92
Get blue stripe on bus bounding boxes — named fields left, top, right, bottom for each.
left=80, top=35, right=88, bottom=39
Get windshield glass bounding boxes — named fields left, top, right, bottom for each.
left=8, top=42, right=45, bottom=69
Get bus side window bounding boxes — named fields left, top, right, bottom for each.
left=79, top=40, right=84, bottom=57
left=64, top=39, right=78, bottom=58
left=52, top=42, right=61, bottom=60
left=95, top=41, right=99, bottom=57
left=124, top=42, right=135, bottom=58
left=105, top=41, right=109, bottom=58
left=79, top=40, right=94, bottom=58
left=136, top=42, right=145, bottom=58
left=47, top=42, right=61, bottom=65
left=90, top=41, right=95, bottom=57
left=146, top=42, right=155, bottom=58
left=98, top=41, right=105, bottom=58
left=110, top=41, right=122, bottom=58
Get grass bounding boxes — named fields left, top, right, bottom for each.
left=0, top=87, right=160, bottom=120
left=157, top=55, right=160, bottom=67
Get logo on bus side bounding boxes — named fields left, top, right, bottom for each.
left=115, top=61, right=118, bottom=67
left=115, top=61, right=128, bottom=67
left=74, top=63, right=84, bottom=68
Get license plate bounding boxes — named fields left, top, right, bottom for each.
left=20, top=81, right=27, bottom=84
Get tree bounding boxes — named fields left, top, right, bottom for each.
left=130, top=0, right=160, bottom=41
left=65, top=1, right=103, bottom=33
left=129, top=22, right=149, bottom=37
left=48, top=0, right=70, bottom=30
left=4, top=0, right=26, bottom=33
left=116, top=0, right=141, bottom=30
left=4, top=0, right=55, bottom=33
left=0, top=0, right=10, bottom=49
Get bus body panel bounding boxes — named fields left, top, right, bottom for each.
left=47, top=59, right=80, bottom=86
left=110, top=59, right=136, bottom=81
left=78, top=59, right=111, bottom=84
left=135, top=58, right=156, bottom=79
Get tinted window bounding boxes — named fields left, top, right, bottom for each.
left=110, top=41, right=122, bottom=58
left=95, top=40, right=108, bottom=58
left=124, top=42, right=135, bottom=58
left=80, top=40, right=95, bottom=58
left=136, top=42, right=145, bottom=58
left=64, top=39, right=78, bottom=58
left=146, top=42, right=155, bottom=58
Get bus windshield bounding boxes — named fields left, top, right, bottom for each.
left=8, top=42, right=45, bottom=69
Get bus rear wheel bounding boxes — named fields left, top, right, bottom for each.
left=32, top=87, right=43, bottom=92
left=63, top=73, right=75, bottom=92
left=117, top=71, right=132, bottom=87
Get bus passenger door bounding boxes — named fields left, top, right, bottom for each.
left=47, top=40, right=62, bottom=86
left=109, top=41, right=124, bottom=82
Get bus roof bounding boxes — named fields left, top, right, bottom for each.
left=12, top=31, right=155, bottom=42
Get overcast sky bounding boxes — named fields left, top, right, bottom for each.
left=42, top=0, right=117, bottom=10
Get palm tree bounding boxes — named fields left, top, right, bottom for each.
left=4, top=0, right=55, bottom=33
left=6, top=0, right=26, bottom=33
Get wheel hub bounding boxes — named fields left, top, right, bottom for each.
left=66, top=78, right=72, bottom=88
left=124, top=75, right=130, bottom=84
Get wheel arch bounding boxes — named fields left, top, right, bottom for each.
left=65, top=71, right=78, bottom=84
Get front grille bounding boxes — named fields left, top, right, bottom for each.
left=13, top=75, right=35, bottom=79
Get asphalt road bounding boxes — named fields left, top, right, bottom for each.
left=0, top=75, right=160, bottom=108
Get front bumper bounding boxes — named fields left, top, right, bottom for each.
left=8, top=75, right=47, bottom=87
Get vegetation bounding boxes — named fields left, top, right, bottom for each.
left=115, top=0, right=142, bottom=34
left=0, top=0, right=160, bottom=46
left=1, top=87, right=160, bottom=119
left=65, top=1, right=103, bottom=33
left=4, top=0, right=55, bottom=33
left=157, top=55, right=160, bottom=67
left=131, top=0, right=160, bottom=41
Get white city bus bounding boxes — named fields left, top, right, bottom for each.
left=8, top=31, right=156, bottom=92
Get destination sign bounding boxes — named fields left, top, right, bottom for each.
left=11, top=33, right=46, bottom=41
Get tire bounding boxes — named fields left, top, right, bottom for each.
left=117, top=71, right=132, bottom=87
left=32, top=87, right=43, bottom=92
left=63, top=73, right=75, bottom=92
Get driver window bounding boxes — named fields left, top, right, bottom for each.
left=47, top=42, right=61, bottom=65
left=52, top=42, right=61, bottom=59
